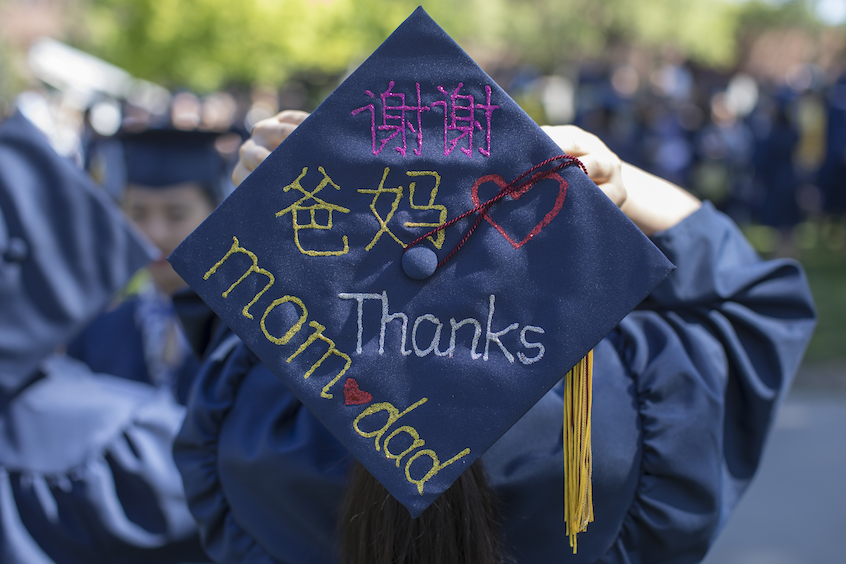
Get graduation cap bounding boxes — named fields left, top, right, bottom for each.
left=90, top=127, right=233, bottom=204
left=122, top=128, right=225, bottom=188
left=168, top=6, right=674, bottom=548
left=0, top=111, right=157, bottom=394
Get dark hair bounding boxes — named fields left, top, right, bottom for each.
left=339, top=460, right=507, bottom=564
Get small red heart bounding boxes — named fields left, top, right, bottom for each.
left=343, top=378, right=373, bottom=406
left=470, top=171, right=568, bottom=249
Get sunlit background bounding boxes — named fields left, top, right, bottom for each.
left=1, top=0, right=845, bottom=561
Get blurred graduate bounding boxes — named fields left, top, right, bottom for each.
left=0, top=111, right=208, bottom=562
left=67, top=127, right=230, bottom=404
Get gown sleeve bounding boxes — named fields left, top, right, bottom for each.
left=0, top=355, right=208, bottom=564
left=480, top=201, right=816, bottom=564
left=595, top=201, right=816, bottom=563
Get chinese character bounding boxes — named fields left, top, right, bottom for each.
left=358, top=166, right=405, bottom=251
left=404, top=170, right=447, bottom=249
left=431, top=83, right=499, bottom=158
left=475, top=85, right=499, bottom=157
left=276, top=166, right=350, bottom=256
left=358, top=168, right=448, bottom=251
left=351, top=81, right=430, bottom=156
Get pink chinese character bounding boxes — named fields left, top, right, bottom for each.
left=475, top=85, right=499, bottom=157
left=404, top=82, right=430, bottom=156
left=431, top=83, right=498, bottom=158
left=352, top=82, right=430, bottom=156
left=350, top=90, right=378, bottom=155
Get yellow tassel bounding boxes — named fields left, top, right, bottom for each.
left=563, top=349, right=594, bottom=553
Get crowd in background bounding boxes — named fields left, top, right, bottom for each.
left=517, top=59, right=846, bottom=258
left=10, top=48, right=846, bottom=259
left=0, top=14, right=831, bottom=563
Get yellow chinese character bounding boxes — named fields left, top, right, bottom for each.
left=358, top=166, right=406, bottom=251
left=404, top=171, right=447, bottom=249
left=276, top=166, right=350, bottom=256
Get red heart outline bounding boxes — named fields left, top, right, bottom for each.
left=343, top=378, right=373, bottom=406
left=470, top=171, right=569, bottom=249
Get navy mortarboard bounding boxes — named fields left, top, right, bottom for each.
left=119, top=128, right=231, bottom=203
left=0, top=111, right=157, bottom=394
left=168, top=6, right=674, bottom=549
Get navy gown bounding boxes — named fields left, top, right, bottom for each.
left=174, top=202, right=816, bottom=563
left=0, top=355, right=208, bottom=563
left=0, top=110, right=208, bottom=563
left=67, top=288, right=201, bottom=406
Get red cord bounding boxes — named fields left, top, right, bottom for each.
left=405, top=154, right=586, bottom=269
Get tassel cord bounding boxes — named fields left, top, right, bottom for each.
left=404, top=155, right=587, bottom=269
left=564, top=349, right=594, bottom=553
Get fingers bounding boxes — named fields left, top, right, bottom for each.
left=580, top=152, right=626, bottom=207
left=231, top=110, right=310, bottom=186
left=541, top=125, right=626, bottom=208
left=233, top=139, right=272, bottom=186
left=238, top=139, right=272, bottom=171
left=251, top=110, right=309, bottom=151
left=594, top=178, right=627, bottom=209
left=541, top=125, right=604, bottom=157
left=577, top=152, right=621, bottom=186
left=231, top=159, right=254, bottom=187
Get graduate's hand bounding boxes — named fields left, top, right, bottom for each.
left=541, top=125, right=627, bottom=208
left=542, top=124, right=700, bottom=235
left=232, top=110, right=310, bottom=187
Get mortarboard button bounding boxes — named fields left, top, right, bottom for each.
left=401, top=246, right=438, bottom=279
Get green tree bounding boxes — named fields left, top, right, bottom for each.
left=73, top=0, right=823, bottom=93
left=81, top=0, right=464, bottom=92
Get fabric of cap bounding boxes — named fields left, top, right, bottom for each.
left=0, top=111, right=157, bottom=395
left=168, top=7, right=675, bottom=518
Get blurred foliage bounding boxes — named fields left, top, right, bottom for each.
left=495, top=0, right=742, bottom=71
left=736, top=0, right=821, bottom=32
left=75, top=0, right=749, bottom=93
left=81, top=0, right=416, bottom=92
left=804, top=258, right=846, bottom=363
left=791, top=221, right=846, bottom=364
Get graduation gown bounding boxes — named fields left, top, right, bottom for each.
left=173, top=202, right=816, bottom=563
left=67, top=293, right=201, bottom=405
left=0, top=110, right=208, bottom=563
left=0, top=356, right=209, bottom=563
